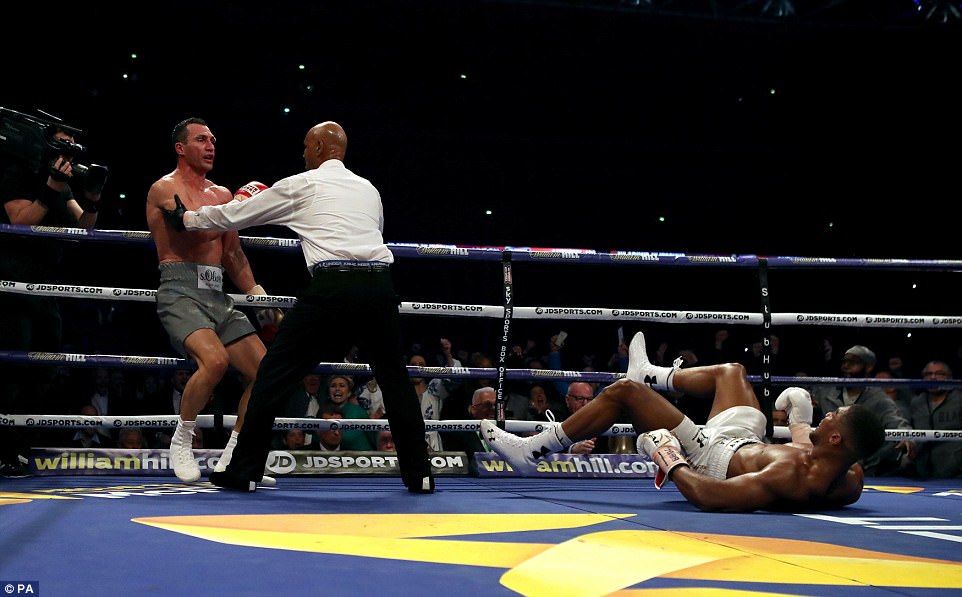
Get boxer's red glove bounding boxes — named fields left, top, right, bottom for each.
left=639, top=428, right=689, bottom=489
left=234, top=181, right=268, bottom=200
left=246, top=284, right=284, bottom=340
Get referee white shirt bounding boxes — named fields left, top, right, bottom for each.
left=183, top=159, right=394, bottom=270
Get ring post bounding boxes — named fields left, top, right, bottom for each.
left=496, top=250, right=514, bottom=429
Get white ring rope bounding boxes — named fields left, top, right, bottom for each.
left=2, top=279, right=960, bottom=328
left=1, top=413, right=955, bottom=443
left=2, top=224, right=959, bottom=447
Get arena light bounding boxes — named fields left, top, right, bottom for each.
left=915, top=0, right=962, bottom=23
left=761, top=0, right=795, bottom=18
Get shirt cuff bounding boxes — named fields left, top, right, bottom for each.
left=183, top=211, right=201, bottom=230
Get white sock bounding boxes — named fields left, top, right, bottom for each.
left=646, top=364, right=677, bottom=392
left=177, top=418, right=196, bottom=436
left=671, top=417, right=702, bottom=453
left=215, top=430, right=239, bottom=472
left=552, top=424, right=573, bottom=450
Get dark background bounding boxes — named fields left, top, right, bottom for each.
left=4, top=0, right=961, bottom=373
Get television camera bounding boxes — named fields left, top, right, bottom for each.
left=0, top=106, right=108, bottom=194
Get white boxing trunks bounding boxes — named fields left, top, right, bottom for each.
left=677, top=406, right=767, bottom=480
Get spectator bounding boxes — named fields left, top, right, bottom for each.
left=440, top=387, right=495, bottom=476
left=376, top=428, right=397, bottom=452
left=277, top=429, right=312, bottom=451
left=526, top=382, right=565, bottom=423
left=130, top=373, right=168, bottom=415
left=603, top=335, right=630, bottom=393
left=502, top=344, right=534, bottom=420
left=811, top=337, right=840, bottom=378
left=117, top=427, right=148, bottom=449
left=875, top=370, right=912, bottom=420
left=664, top=349, right=712, bottom=424
left=166, top=368, right=194, bottom=415
left=771, top=408, right=790, bottom=444
left=563, top=382, right=610, bottom=454
left=316, top=405, right=344, bottom=452
left=107, top=369, right=133, bottom=414
left=409, top=354, right=444, bottom=452
left=440, top=353, right=497, bottom=425
left=741, top=335, right=784, bottom=375
left=703, top=328, right=739, bottom=366
left=284, top=373, right=323, bottom=419
left=68, top=404, right=114, bottom=449
left=322, top=375, right=374, bottom=450
left=356, top=376, right=385, bottom=418
left=546, top=332, right=573, bottom=398
left=812, top=344, right=916, bottom=476
left=907, top=360, right=962, bottom=478
left=87, top=367, right=112, bottom=419
left=885, top=356, right=918, bottom=411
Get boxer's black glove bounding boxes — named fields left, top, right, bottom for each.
left=162, top=194, right=187, bottom=231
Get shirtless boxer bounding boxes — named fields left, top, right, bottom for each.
left=145, top=117, right=275, bottom=484
left=482, top=331, right=885, bottom=512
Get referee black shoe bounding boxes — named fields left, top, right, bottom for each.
left=404, top=475, right=435, bottom=494
left=209, top=471, right=256, bottom=493
left=0, top=455, right=32, bottom=479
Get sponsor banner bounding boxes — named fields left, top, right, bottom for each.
left=280, top=451, right=468, bottom=476
left=27, top=448, right=468, bottom=477
left=402, top=302, right=496, bottom=317
left=234, top=293, right=298, bottom=308
left=29, top=448, right=224, bottom=477
left=476, top=452, right=657, bottom=479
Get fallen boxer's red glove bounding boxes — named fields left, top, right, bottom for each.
left=639, top=428, right=690, bottom=489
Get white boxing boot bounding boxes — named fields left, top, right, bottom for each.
left=626, top=331, right=681, bottom=392
left=480, top=420, right=569, bottom=475
left=170, top=418, right=201, bottom=482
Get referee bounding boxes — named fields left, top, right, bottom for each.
left=163, top=121, right=434, bottom=493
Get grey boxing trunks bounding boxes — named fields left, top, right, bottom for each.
left=156, top=262, right=256, bottom=357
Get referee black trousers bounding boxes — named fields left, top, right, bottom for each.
left=226, top=268, right=431, bottom=484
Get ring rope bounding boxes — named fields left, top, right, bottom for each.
left=3, top=224, right=960, bottom=452
left=1, top=280, right=960, bottom=328
left=4, top=223, right=962, bottom=270
left=0, top=414, right=953, bottom=443
left=1, top=349, right=958, bottom=389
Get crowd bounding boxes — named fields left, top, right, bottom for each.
left=1, top=115, right=959, bottom=484
left=5, top=327, right=961, bottom=480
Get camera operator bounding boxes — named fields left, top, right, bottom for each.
left=0, top=123, right=105, bottom=478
